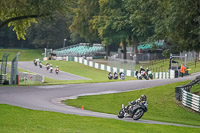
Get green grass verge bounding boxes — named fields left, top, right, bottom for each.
left=0, top=104, right=199, bottom=133
left=42, top=60, right=135, bottom=85
left=0, top=49, right=43, bottom=61
left=64, top=81, right=200, bottom=126
left=190, top=84, right=200, bottom=96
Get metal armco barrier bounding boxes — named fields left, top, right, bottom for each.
left=182, top=90, right=200, bottom=112
left=175, top=75, right=200, bottom=112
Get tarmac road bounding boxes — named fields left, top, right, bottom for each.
left=0, top=71, right=200, bottom=128
left=18, top=61, right=90, bottom=80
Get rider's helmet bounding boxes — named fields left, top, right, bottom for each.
left=140, top=66, right=143, bottom=69
left=140, top=95, right=147, bottom=101
left=56, top=66, right=58, bottom=68
left=146, top=68, right=148, bottom=70
left=50, top=64, right=52, bottom=66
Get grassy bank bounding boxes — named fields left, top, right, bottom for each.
left=42, top=61, right=135, bottom=85
left=0, top=49, right=43, bottom=61
left=64, top=81, right=200, bottom=126
left=0, top=104, right=199, bottom=133
left=190, top=84, right=200, bottom=96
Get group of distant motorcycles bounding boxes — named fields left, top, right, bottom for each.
left=108, top=72, right=125, bottom=80
left=33, top=60, right=59, bottom=74
left=108, top=67, right=153, bottom=80
left=135, top=67, right=153, bottom=80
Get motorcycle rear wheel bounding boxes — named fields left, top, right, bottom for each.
left=117, top=109, right=125, bottom=118
left=133, top=108, right=144, bottom=120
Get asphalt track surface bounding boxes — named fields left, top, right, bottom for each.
left=18, top=61, right=90, bottom=80
left=1, top=63, right=200, bottom=128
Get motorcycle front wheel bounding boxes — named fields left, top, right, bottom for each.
left=132, top=108, right=144, bottom=120
left=117, top=109, right=125, bottom=118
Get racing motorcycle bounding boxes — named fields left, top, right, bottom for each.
left=141, top=71, right=149, bottom=80
left=147, top=71, right=153, bottom=80
left=34, top=61, right=37, bottom=66
left=119, top=72, right=125, bottom=80
left=46, top=64, right=50, bottom=70
left=113, top=72, right=118, bottom=80
left=136, top=71, right=149, bottom=80
left=49, top=66, right=53, bottom=73
left=136, top=72, right=142, bottom=80
left=55, top=68, right=59, bottom=74
left=108, top=72, right=113, bottom=80
left=117, top=101, right=147, bottom=120
left=39, top=62, right=42, bottom=68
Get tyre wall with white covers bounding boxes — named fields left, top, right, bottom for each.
left=175, top=76, right=200, bottom=112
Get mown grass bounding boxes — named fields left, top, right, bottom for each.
left=42, top=60, right=135, bottom=85
left=0, top=104, right=199, bottom=133
left=190, top=84, right=200, bottom=96
left=0, top=49, right=43, bottom=61
left=64, top=80, right=200, bottom=126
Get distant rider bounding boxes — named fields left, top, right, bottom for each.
left=34, top=60, right=37, bottom=66
left=140, top=66, right=145, bottom=73
left=55, top=66, right=59, bottom=74
left=46, top=62, right=49, bottom=66
left=39, top=61, right=42, bottom=68
left=46, top=62, right=50, bottom=70
left=119, top=72, right=125, bottom=80
left=49, top=64, right=53, bottom=73
left=113, top=72, right=118, bottom=79
left=135, top=95, right=148, bottom=107
left=108, top=72, right=113, bottom=80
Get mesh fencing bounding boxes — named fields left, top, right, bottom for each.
left=108, top=51, right=199, bottom=73
left=0, top=53, right=9, bottom=74
left=180, top=51, right=197, bottom=62
left=107, top=57, right=136, bottom=71
left=18, top=72, right=43, bottom=85
left=6, top=67, right=43, bottom=85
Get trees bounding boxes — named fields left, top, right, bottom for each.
left=0, top=0, right=73, bottom=40
left=1, top=0, right=198, bottom=52
left=91, top=0, right=127, bottom=57
left=69, top=0, right=100, bottom=43
left=26, top=13, right=72, bottom=49
left=149, top=0, right=200, bottom=51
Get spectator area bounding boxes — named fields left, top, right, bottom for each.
left=137, top=40, right=164, bottom=51
left=53, top=43, right=104, bottom=57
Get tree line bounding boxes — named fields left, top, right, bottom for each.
left=0, top=0, right=199, bottom=57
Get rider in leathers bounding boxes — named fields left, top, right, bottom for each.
left=135, top=95, right=148, bottom=107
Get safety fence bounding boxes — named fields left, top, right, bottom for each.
left=175, top=76, right=200, bottom=112
left=6, top=67, right=44, bottom=85
left=43, top=56, right=176, bottom=79
left=72, top=57, right=175, bottom=79
left=18, top=72, right=44, bottom=85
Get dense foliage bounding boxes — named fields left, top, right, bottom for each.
left=70, top=0, right=199, bottom=52
left=0, top=0, right=199, bottom=52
